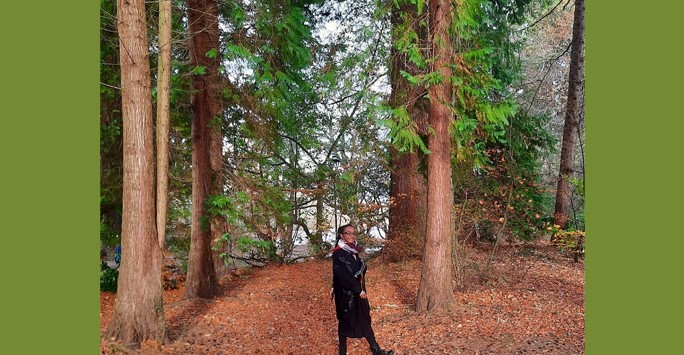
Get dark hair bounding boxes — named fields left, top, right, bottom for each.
left=336, top=224, right=354, bottom=242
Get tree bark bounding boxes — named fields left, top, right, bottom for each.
left=156, top=0, right=172, bottom=249
left=185, top=0, right=220, bottom=299
left=389, top=147, right=417, bottom=230
left=388, top=147, right=418, bottom=259
left=415, top=167, right=428, bottom=247
left=553, top=0, right=584, bottom=230
left=416, top=0, right=454, bottom=312
left=106, top=0, right=166, bottom=344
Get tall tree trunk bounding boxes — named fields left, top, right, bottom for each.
left=106, top=0, right=166, bottom=344
left=185, top=0, right=220, bottom=299
left=156, top=0, right=172, bottom=249
left=388, top=147, right=418, bottom=258
left=416, top=0, right=454, bottom=312
left=554, top=0, right=585, bottom=230
left=387, top=1, right=429, bottom=261
left=208, top=17, right=227, bottom=279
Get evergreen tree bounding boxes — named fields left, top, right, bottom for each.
left=554, top=0, right=584, bottom=230
left=105, top=0, right=166, bottom=344
left=156, top=0, right=172, bottom=249
left=416, top=0, right=455, bottom=312
left=184, top=0, right=222, bottom=299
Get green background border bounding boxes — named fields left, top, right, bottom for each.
left=0, top=2, right=99, bottom=354
left=1, top=1, right=682, bottom=354
left=586, top=1, right=684, bottom=354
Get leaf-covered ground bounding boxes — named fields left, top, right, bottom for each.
left=100, top=242, right=584, bottom=354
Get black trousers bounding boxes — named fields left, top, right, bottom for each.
left=338, top=331, right=378, bottom=353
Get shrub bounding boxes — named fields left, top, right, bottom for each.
left=551, top=229, right=585, bottom=262
left=100, top=261, right=118, bottom=292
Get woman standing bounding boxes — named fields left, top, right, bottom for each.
left=331, top=224, right=393, bottom=355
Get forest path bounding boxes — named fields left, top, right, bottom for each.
left=165, top=260, right=343, bottom=354
left=101, top=245, right=585, bottom=354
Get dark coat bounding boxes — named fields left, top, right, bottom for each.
left=332, top=248, right=373, bottom=338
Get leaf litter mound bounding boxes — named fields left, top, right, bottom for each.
left=101, top=242, right=584, bottom=354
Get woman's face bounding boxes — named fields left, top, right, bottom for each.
left=340, top=227, right=356, bottom=244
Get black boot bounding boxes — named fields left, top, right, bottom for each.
left=370, top=345, right=394, bottom=355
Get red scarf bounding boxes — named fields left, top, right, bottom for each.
left=331, top=240, right=363, bottom=254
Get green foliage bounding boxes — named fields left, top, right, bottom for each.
left=415, top=0, right=424, bottom=15
left=505, top=173, right=551, bottom=240
left=448, top=0, right=544, bottom=167
left=462, top=110, right=554, bottom=241
left=393, top=17, right=426, bottom=69
left=235, top=236, right=274, bottom=255
left=205, top=48, right=218, bottom=59
left=446, top=0, right=559, bottom=241
left=567, top=176, right=585, bottom=230
left=100, top=116, right=121, bottom=142
left=381, top=105, right=430, bottom=154
left=100, top=261, right=118, bottom=292
left=100, top=0, right=124, bottom=246
left=216, top=232, right=276, bottom=263
left=216, top=0, right=392, bottom=261
left=399, top=70, right=420, bottom=86
left=206, top=195, right=243, bottom=224
left=205, top=181, right=290, bottom=260
left=191, top=65, right=206, bottom=75
left=99, top=0, right=566, bottom=269
left=385, top=0, right=558, bottom=243
left=570, top=176, right=585, bottom=198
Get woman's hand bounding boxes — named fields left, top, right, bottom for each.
left=359, top=290, right=367, bottom=299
